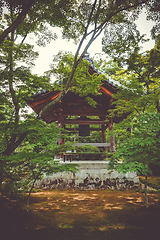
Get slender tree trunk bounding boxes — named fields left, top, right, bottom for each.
left=156, top=100, right=160, bottom=113
left=38, top=0, right=149, bottom=119
left=8, top=5, right=19, bottom=143
left=0, top=5, right=28, bottom=189
left=27, top=178, right=37, bottom=211
left=0, top=159, right=4, bottom=192
left=2, top=5, right=22, bottom=156
left=145, top=175, right=149, bottom=208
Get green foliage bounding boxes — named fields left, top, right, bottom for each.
left=75, top=145, right=100, bottom=153
left=0, top=10, right=81, bottom=197
left=102, top=21, right=148, bottom=65
left=0, top=37, right=52, bottom=158
left=47, top=51, right=105, bottom=106
left=58, top=0, right=160, bottom=42
left=73, top=145, right=106, bottom=161
left=77, top=130, right=102, bottom=144
left=95, top=59, right=122, bottom=76
left=144, top=1, right=160, bottom=40
left=0, top=41, right=51, bottom=126
left=108, top=113, right=160, bottom=176
left=1, top=119, right=78, bottom=196
left=1, top=0, right=160, bottom=198
left=107, top=39, right=160, bottom=122
left=139, top=178, right=160, bottom=190
left=1, top=0, right=160, bottom=45
left=0, top=0, right=77, bottom=45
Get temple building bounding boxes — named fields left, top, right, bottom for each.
left=26, top=53, right=124, bottom=152
left=26, top=53, right=140, bottom=189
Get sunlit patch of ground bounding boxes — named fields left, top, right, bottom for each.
left=29, top=190, right=160, bottom=210
left=22, top=189, right=160, bottom=232
left=99, top=224, right=131, bottom=231
left=104, top=203, right=123, bottom=210
left=1, top=189, right=160, bottom=240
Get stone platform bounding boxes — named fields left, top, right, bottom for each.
left=34, top=160, right=140, bottom=190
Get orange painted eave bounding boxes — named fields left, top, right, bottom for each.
left=99, top=86, right=113, bottom=96
left=29, top=91, right=61, bottom=113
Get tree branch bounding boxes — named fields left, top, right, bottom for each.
left=2, top=132, right=28, bottom=156
left=74, top=0, right=98, bottom=64
left=87, top=0, right=148, bottom=37
left=0, top=0, right=35, bottom=44
left=38, top=0, right=149, bottom=119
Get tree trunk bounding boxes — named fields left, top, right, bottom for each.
left=1, top=5, right=28, bottom=158
left=156, top=100, right=160, bottom=113
left=37, top=0, right=149, bottom=120
left=2, top=132, right=28, bottom=156
left=27, top=178, right=37, bottom=211
left=0, top=160, right=4, bottom=192
left=145, top=175, right=149, bottom=208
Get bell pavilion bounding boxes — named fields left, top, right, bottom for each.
left=26, top=53, right=126, bottom=154
left=26, top=53, right=140, bottom=190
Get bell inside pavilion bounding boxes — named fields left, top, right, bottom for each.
left=26, top=53, right=126, bottom=153
left=26, top=53, right=140, bottom=190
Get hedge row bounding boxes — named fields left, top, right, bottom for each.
left=139, top=178, right=160, bottom=190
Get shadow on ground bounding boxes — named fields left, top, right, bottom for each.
left=0, top=190, right=160, bottom=240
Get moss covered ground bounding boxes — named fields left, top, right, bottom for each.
left=139, top=176, right=160, bottom=189
left=0, top=189, right=160, bottom=240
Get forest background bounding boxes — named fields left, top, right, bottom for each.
left=0, top=0, right=160, bottom=202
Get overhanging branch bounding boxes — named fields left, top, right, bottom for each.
left=0, top=0, right=35, bottom=43
left=38, top=0, right=149, bottom=119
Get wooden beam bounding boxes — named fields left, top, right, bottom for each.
left=63, top=119, right=107, bottom=125
left=62, top=109, right=107, bottom=116
left=75, top=143, right=110, bottom=147
left=65, top=127, right=102, bottom=131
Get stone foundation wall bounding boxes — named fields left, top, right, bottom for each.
left=34, top=161, right=140, bottom=190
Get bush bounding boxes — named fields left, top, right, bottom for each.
left=75, top=145, right=100, bottom=153
left=139, top=178, right=160, bottom=190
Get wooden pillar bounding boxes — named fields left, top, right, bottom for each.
left=102, top=125, right=106, bottom=143
left=102, top=124, right=107, bottom=160
left=57, top=111, right=64, bottom=145
left=109, top=118, right=116, bottom=152
left=102, top=125, right=107, bottom=152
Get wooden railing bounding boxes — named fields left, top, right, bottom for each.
left=63, top=152, right=109, bottom=162
left=63, top=143, right=111, bottom=162
left=74, top=143, right=110, bottom=147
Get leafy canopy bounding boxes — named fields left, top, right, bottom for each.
left=47, top=51, right=108, bottom=107
left=108, top=113, right=160, bottom=176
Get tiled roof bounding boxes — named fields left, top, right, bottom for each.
left=83, top=52, right=119, bottom=88
left=32, top=53, right=119, bottom=98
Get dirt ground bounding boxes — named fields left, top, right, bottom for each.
left=0, top=189, right=160, bottom=240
